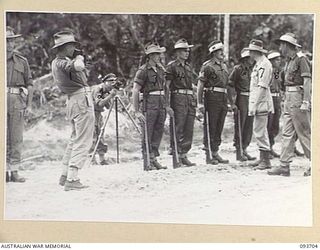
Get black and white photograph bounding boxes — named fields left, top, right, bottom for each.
left=5, top=11, right=314, bottom=227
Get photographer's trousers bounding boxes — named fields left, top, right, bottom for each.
left=62, top=89, right=95, bottom=169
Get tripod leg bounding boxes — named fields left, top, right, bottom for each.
left=89, top=99, right=115, bottom=167
left=117, top=97, right=142, bottom=135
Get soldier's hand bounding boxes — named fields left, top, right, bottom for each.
left=165, top=106, right=174, bottom=117
left=24, top=105, right=33, bottom=119
left=133, top=111, right=146, bottom=123
left=110, top=88, right=117, bottom=97
left=231, top=104, right=238, bottom=114
left=198, top=104, right=205, bottom=114
left=300, top=101, right=310, bottom=112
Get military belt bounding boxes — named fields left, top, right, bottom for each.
left=172, top=89, right=193, bottom=95
left=239, top=91, right=250, bottom=96
left=7, top=87, right=21, bottom=94
left=271, top=93, right=281, bottom=97
left=205, top=87, right=227, bottom=93
left=286, top=86, right=302, bottom=92
left=148, top=90, right=165, bottom=96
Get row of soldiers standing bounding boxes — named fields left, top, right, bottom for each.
left=6, top=26, right=311, bottom=191
left=131, top=34, right=311, bottom=177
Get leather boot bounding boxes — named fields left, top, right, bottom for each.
left=248, top=151, right=263, bottom=167
left=268, top=164, right=290, bottom=176
left=99, top=154, right=109, bottom=165
left=236, top=148, right=248, bottom=162
left=151, top=159, right=167, bottom=170
left=180, top=156, right=196, bottom=167
left=243, top=149, right=256, bottom=161
left=212, top=151, right=229, bottom=164
left=254, top=151, right=272, bottom=170
left=59, top=175, right=67, bottom=186
left=6, top=171, right=10, bottom=182
left=206, top=151, right=218, bottom=165
left=11, top=171, right=26, bottom=183
left=303, top=167, right=311, bottom=177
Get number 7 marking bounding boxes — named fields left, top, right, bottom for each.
left=259, top=68, right=265, bottom=78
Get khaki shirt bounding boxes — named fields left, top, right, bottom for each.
left=270, top=69, right=283, bottom=93
left=199, top=58, right=229, bottom=88
left=284, top=52, right=311, bottom=86
left=228, top=62, right=252, bottom=93
left=51, top=56, right=88, bottom=95
left=249, top=55, right=274, bottom=115
left=7, top=51, right=32, bottom=87
left=134, top=62, right=165, bottom=93
left=166, top=60, right=195, bottom=90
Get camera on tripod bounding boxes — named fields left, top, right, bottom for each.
left=101, top=74, right=127, bottom=91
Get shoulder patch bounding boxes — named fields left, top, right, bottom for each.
left=297, top=51, right=306, bottom=58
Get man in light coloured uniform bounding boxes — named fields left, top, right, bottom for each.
left=51, top=31, right=94, bottom=191
left=268, top=33, right=311, bottom=177
left=266, top=50, right=283, bottom=158
left=247, top=39, right=274, bottom=170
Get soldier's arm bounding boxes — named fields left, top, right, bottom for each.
left=227, top=67, right=237, bottom=108
left=165, top=79, right=171, bottom=107
left=132, top=82, right=142, bottom=112
left=24, top=59, right=33, bottom=108
left=197, top=80, right=205, bottom=106
left=300, top=57, right=312, bottom=103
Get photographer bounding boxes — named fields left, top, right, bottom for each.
left=90, top=73, right=118, bottom=165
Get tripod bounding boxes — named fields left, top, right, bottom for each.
left=90, top=95, right=142, bottom=165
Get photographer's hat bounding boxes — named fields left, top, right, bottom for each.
left=6, top=26, right=21, bottom=39
left=144, top=42, right=166, bottom=55
left=275, top=33, right=301, bottom=48
left=208, top=40, right=224, bottom=53
left=246, top=39, right=267, bottom=53
left=104, top=73, right=117, bottom=81
left=52, top=31, right=80, bottom=49
left=174, top=38, right=194, bottom=50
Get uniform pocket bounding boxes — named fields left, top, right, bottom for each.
left=14, top=95, right=27, bottom=110
left=256, top=100, right=269, bottom=115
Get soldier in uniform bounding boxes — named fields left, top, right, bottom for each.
left=246, top=39, right=274, bottom=170
left=90, top=73, right=118, bottom=165
left=197, top=40, right=229, bottom=165
left=6, top=26, right=33, bottom=183
left=132, top=42, right=168, bottom=171
left=51, top=31, right=94, bottom=191
left=227, top=48, right=256, bottom=162
left=267, top=51, right=283, bottom=158
left=268, top=33, right=311, bottom=177
left=165, top=38, right=196, bottom=167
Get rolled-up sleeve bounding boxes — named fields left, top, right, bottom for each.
left=299, top=57, right=311, bottom=78
left=134, top=68, right=146, bottom=88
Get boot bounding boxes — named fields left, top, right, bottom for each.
left=59, top=175, right=67, bottom=186
left=294, top=147, right=304, bottom=157
left=243, top=149, right=256, bottom=161
left=64, top=180, right=89, bottom=191
left=99, top=153, right=109, bottom=165
left=6, top=171, right=10, bottom=183
left=11, top=171, right=26, bottom=183
left=248, top=150, right=263, bottom=167
left=212, top=151, right=229, bottom=164
left=268, top=165, right=290, bottom=176
left=303, top=167, right=311, bottom=177
left=254, top=151, right=272, bottom=170
left=236, top=149, right=248, bottom=162
left=206, top=152, right=218, bottom=165
left=270, top=147, right=280, bottom=158
left=151, top=159, right=167, bottom=170
left=180, top=156, right=196, bottom=167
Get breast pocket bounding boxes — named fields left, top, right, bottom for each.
left=12, top=63, right=25, bottom=85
